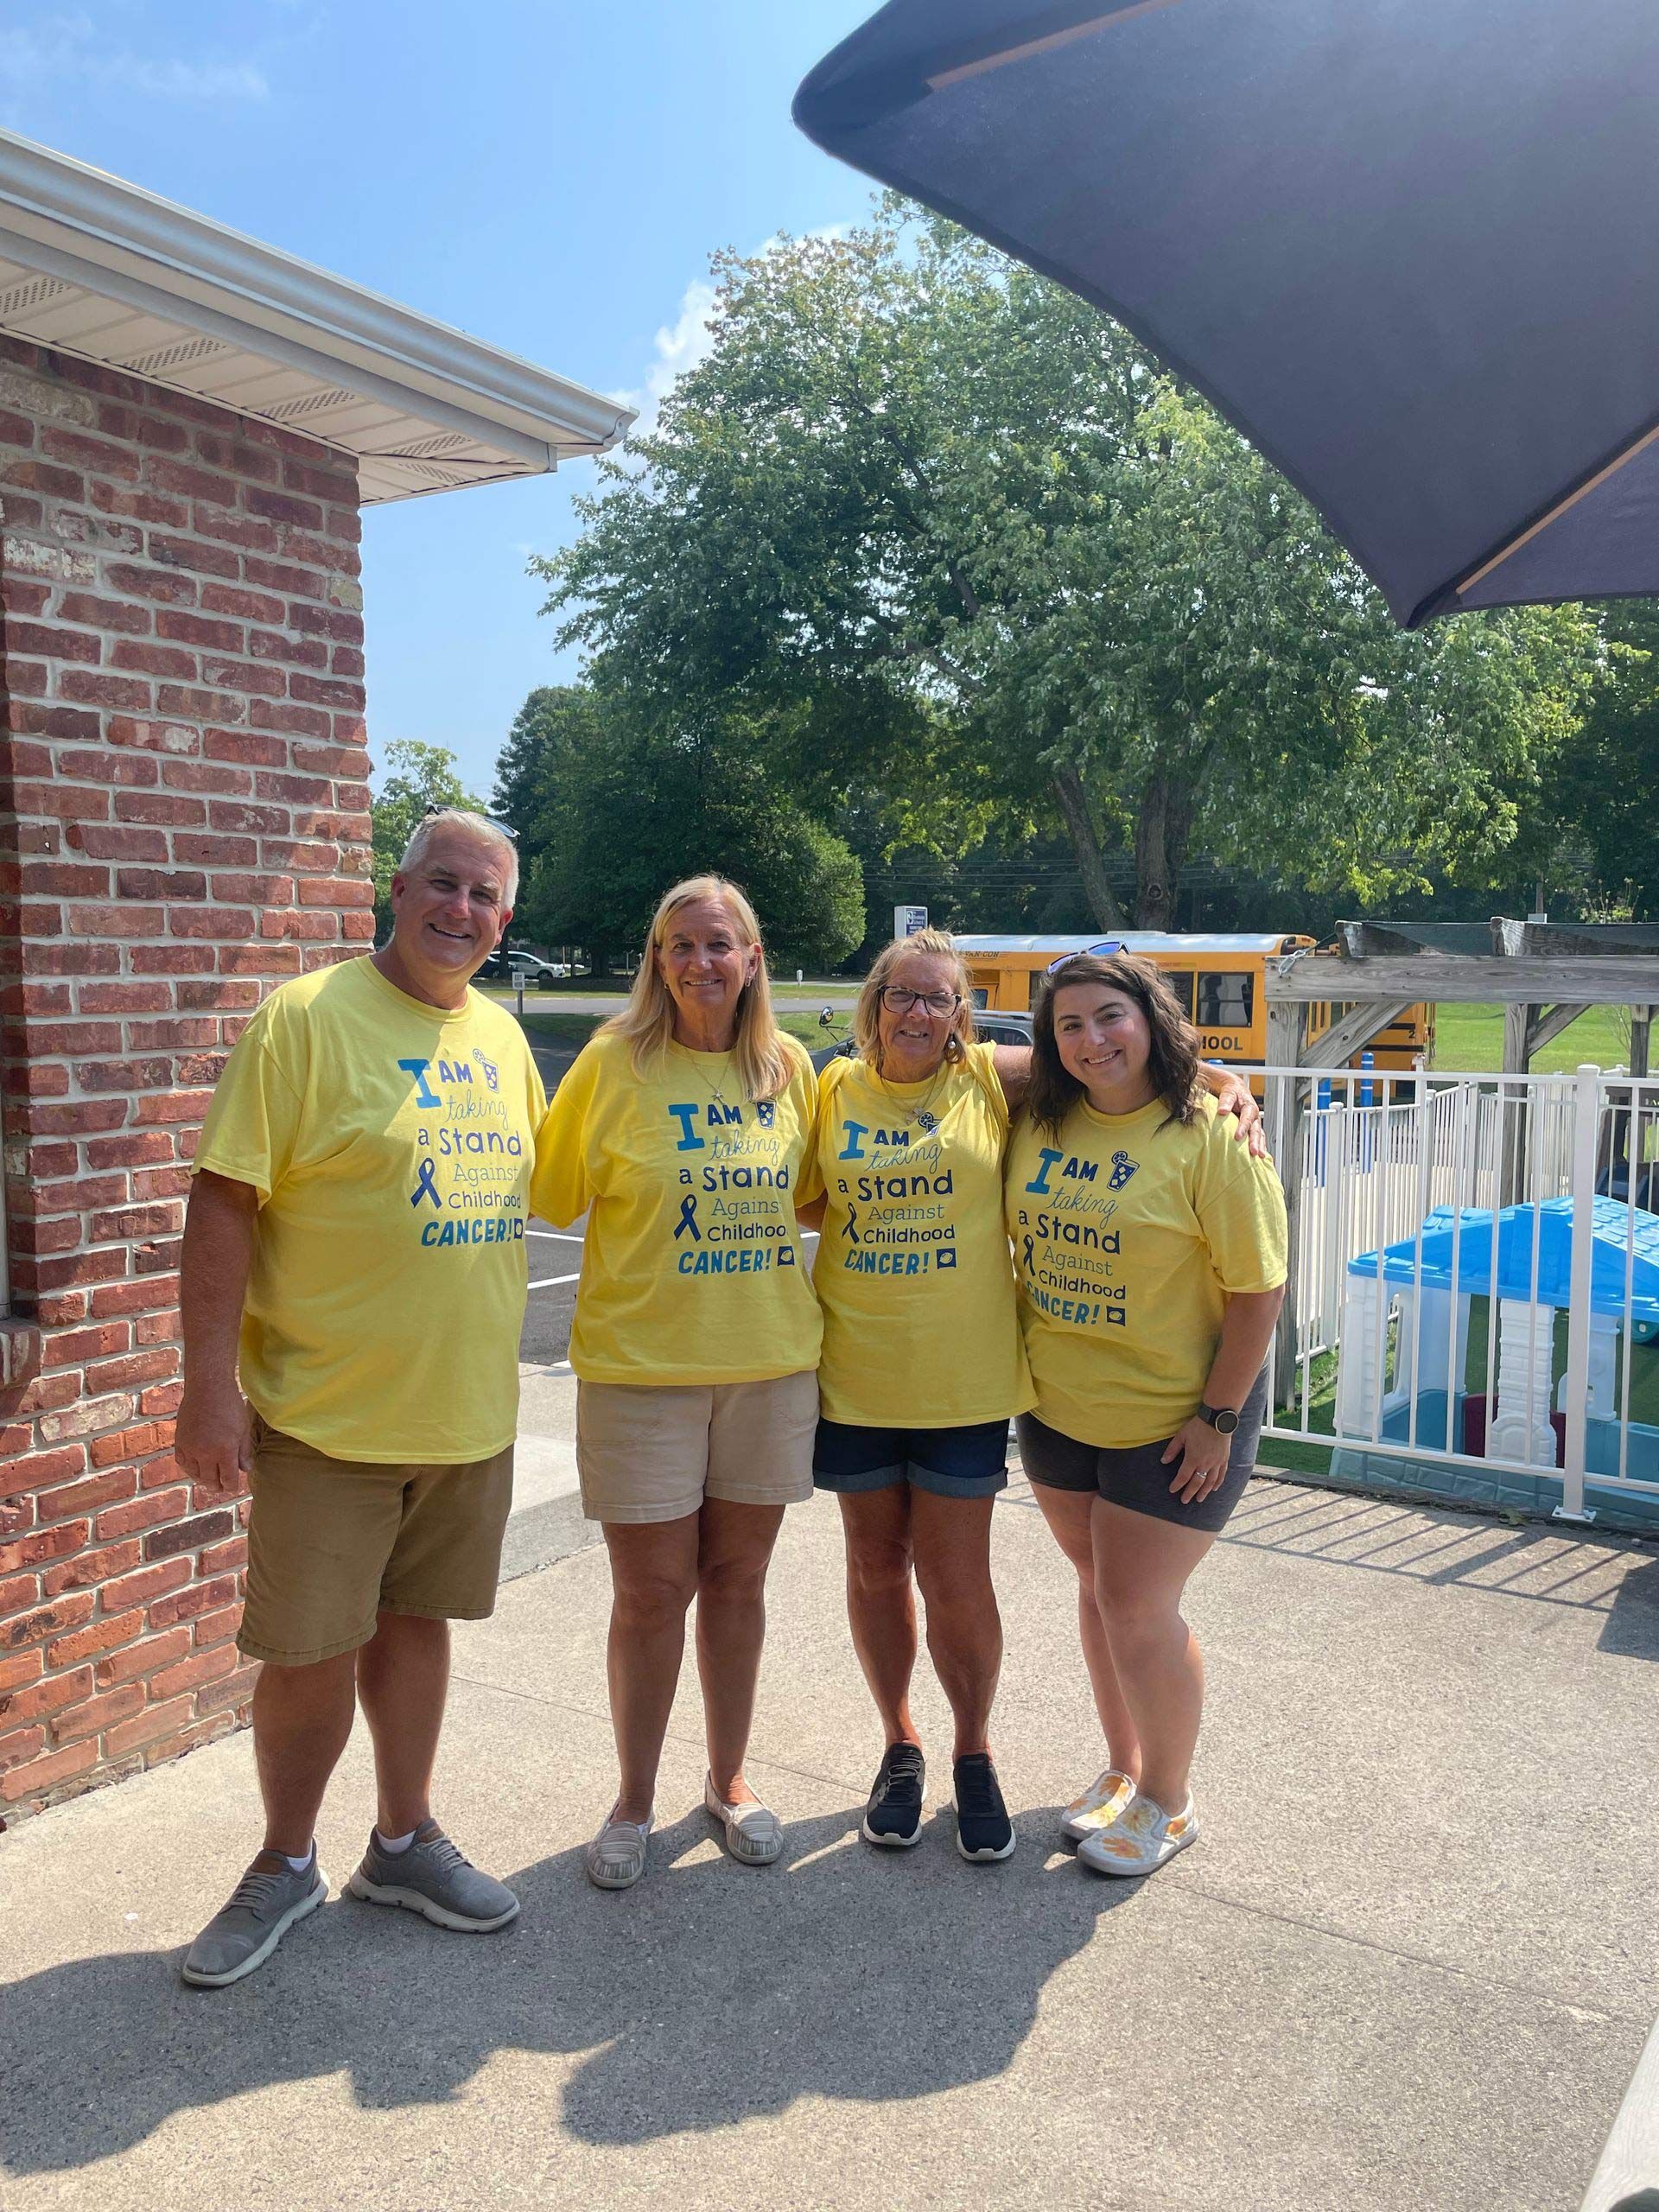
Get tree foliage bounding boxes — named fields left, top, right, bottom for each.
left=493, top=686, right=864, bottom=970
left=370, top=739, right=487, bottom=940
left=539, top=207, right=1597, bottom=930
left=1515, top=603, right=1658, bottom=918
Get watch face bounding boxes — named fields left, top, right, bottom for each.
left=1207, top=1407, right=1240, bottom=1434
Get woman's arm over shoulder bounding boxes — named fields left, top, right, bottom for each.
left=990, top=1043, right=1032, bottom=1114
left=1199, top=1063, right=1267, bottom=1156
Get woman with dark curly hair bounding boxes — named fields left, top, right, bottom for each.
left=1007, top=951, right=1287, bottom=1878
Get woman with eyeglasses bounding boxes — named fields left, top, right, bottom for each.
left=1008, top=952, right=1286, bottom=1878
left=800, top=931, right=1262, bottom=1863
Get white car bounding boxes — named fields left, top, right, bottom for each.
left=505, top=953, right=564, bottom=988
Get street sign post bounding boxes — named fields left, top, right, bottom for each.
left=893, top=905, right=928, bottom=938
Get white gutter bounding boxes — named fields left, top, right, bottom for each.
left=0, top=124, right=632, bottom=469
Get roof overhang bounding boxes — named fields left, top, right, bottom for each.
left=0, top=127, right=633, bottom=503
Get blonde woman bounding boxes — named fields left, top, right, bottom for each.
left=803, top=931, right=1262, bottom=1864
left=533, top=877, right=822, bottom=1889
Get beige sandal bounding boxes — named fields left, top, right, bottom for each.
left=703, top=1775, right=784, bottom=1866
left=587, top=1806, right=653, bottom=1890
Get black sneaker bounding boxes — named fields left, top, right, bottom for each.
left=953, top=1752, right=1015, bottom=1862
left=861, top=1742, right=925, bottom=1848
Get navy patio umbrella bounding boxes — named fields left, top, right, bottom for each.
left=794, top=1, right=1659, bottom=628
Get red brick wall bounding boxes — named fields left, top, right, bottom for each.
left=0, top=335, right=373, bottom=1820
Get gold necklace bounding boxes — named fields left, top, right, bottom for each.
left=678, top=1039, right=739, bottom=1112
left=872, top=1054, right=950, bottom=1133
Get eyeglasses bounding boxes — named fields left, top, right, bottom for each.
left=879, top=986, right=962, bottom=1015
left=1046, top=940, right=1122, bottom=975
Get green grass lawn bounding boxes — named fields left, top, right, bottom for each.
left=1429, top=1001, right=1634, bottom=1073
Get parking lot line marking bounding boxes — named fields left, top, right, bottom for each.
left=526, top=1230, right=584, bottom=1241
left=526, top=1272, right=582, bottom=1290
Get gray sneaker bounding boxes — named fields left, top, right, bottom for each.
left=346, top=1820, right=519, bottom=1931
left=181, top=1847, right=329, bottom=1988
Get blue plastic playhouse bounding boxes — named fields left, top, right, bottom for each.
left=1332, top=1197, right=1659, bottom=1529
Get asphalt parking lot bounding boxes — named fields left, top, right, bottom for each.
left=521, top=1040, right=585, bottom=1368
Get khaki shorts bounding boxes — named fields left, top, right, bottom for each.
left=238, top=1414, right=515, bottom=1666
left=575, top=1370, right=819, bottom=1525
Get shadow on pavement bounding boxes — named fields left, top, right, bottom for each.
left=1598, top=1552, right=1659, bottom=1658
left=1, top=1802, right=1138, bottom=2175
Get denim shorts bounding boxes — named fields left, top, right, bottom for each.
left=1016, top=1370, right=1268, bottom=1534
left=812, top=1417, right=1010, bottom=1499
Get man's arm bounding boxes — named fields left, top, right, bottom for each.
left=174, top=1170, right=258, bottom=1496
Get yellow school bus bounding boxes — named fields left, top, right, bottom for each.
left=952, top=933, right=1432, bottom=1072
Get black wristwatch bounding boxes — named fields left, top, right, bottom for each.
left=1198, top=1402, right=1240, bottom=1435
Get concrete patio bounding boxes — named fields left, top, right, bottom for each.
left=3, top=1431, right=1657, bottom=2211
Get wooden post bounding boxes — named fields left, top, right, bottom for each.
left=1630, top=1005, right=1653, bottom=1080
left=1499, top=1001, right=1534, bottom=1208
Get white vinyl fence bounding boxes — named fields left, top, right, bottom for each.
left=1260, top=1065, right=1659, bottom=1522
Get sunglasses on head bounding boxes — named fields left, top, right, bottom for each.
left=1046, top=940, right=1123, bottom=975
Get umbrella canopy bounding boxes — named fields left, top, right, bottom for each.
left=794, top=1, right=1659, bottom=628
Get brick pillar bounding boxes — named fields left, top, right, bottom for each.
left=0, top=336, right=373, bottom=1819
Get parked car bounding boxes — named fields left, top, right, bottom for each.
left=509, top=955, right=567, bottom=988
left=809, top=1007, right=1032, bottom=1072
left=479, top=947, right=567, bottom=988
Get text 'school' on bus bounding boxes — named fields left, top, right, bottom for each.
left=954, top=935, right=1431, bottom=1073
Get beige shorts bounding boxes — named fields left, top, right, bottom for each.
left=238, top=1414, right=515, bottom=1665
left=575, top=1370, right=819, bottom=1525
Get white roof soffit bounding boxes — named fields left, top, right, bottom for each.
left=0, top=128, right=633, bottom=503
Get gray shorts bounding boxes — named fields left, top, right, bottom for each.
left=1016, top=1370, right=1268, bottom=1534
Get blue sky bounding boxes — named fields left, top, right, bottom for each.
left=0, top=0, right=874, bottom=799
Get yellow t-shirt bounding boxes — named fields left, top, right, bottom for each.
left=1006, top=1094, right=1287, bottom=1449
left=810, top=1044, right=1033, bottom=1427
left=531, top=1028, right=822, bottom=1386
left=192, top=957, right=546, bottom=1464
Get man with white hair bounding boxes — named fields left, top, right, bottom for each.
left=174, top=809, right=543, bottom=1986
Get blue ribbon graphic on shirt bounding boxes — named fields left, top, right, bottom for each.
left=410, top=1158, right=442, bottom=1211
left=675, top=1194, right=702, bottom=1242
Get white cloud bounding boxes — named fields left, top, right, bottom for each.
left=0, top=14, right=268, bottom=104
left=611, top=277, right=720, bottom=436
left=612, top=226, right=850, bottom=443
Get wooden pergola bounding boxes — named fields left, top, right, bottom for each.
left=1262, top=921, right=1659, bottom=1408
left=1263, top=919, right=1659, bottom=1074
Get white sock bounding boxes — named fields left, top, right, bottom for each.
left=375, top=1827, right=417, bottom=1854
left=283, top=1847, right=314, bottom=1873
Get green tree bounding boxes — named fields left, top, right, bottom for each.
left=540, top=207, right=1595, bottom=931
left=1516, top=605, right=1658, bottom=918
left=495, top=687, right=864, bottom=970
left=370, top=740, right=489, bottom=940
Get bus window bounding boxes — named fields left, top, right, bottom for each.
left=1027, top=969, right=1045, bottom=1010
left=1197, top=971, right=1255, bottom=1027
left=1163, top=969, right=1196, bottom=1019
left=970, top=988, right=988, bottom=1009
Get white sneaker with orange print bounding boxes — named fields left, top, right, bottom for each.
left=1077, top=1792, right=1197, bottom=1876
left=1060, top=1766, right=1137, bottom=1845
